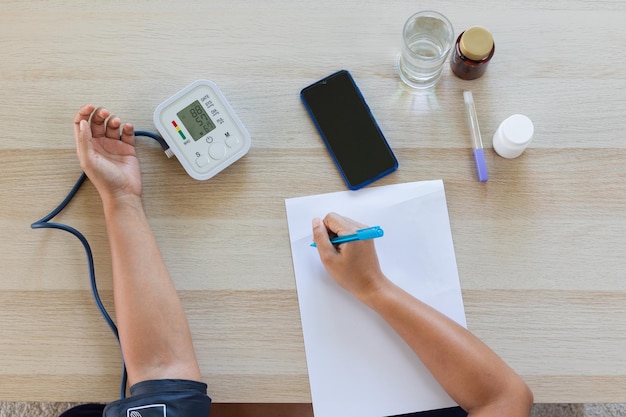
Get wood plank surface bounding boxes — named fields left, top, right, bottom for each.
left=1, top=0, right=625, bottom=404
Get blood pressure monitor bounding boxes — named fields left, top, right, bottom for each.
left=153, top=79, right=251, bottom=180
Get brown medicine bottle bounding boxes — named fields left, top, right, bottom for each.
left=450, top=26, right=495, bottom=80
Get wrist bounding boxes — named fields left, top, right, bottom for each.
left=101, top=193, right=144, bottom=215
left=355, top=274, right=394, bottom=308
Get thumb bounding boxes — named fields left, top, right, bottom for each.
left=75, top=119, right=93, bottom=161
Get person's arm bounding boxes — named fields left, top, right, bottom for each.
left=74, top=105, right=202, bottom=386
left=312, top=213, right=533, bottom=417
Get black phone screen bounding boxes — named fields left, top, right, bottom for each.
left=300, top=70, right=398, bottom=190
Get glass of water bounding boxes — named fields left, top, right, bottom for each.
left=397, top=11, right=454, bottom=89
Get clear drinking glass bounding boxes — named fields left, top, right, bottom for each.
left=397, top=11, right=455, bottom=89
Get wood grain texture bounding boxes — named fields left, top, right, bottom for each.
left=1, top=0, right=626, bottom=403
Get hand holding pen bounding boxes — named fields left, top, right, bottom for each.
left=310, top=225, right=383, bottom=247
left=311, top=213, right=389, bottom=302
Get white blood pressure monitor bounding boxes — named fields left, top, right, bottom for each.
left=153, top=80, right=251, bottom=180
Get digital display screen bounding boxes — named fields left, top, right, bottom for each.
left=177, top=100, right=216, bottom=141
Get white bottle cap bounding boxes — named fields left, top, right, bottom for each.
left=492, top=114, right=534, bottom=158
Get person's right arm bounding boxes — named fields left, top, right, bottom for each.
left=312, top=213, right=533, bottom=417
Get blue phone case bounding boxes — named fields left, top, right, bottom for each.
left=300, top=70, right=398, bottom=190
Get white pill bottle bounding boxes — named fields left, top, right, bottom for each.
left=492, top=114, right=534, bottom=158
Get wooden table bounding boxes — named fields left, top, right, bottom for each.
left=1, top=0, right=625, bottom=405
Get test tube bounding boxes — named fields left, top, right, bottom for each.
left=463, top=91, right=488, bottom=182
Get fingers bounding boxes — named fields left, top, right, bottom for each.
left=323, top=212, right=367, bottom=236
left=74, top=105, right=134, bottom=142
left=90, top=107, right=110, bottom=138
left=73, top=104, right=95, bottom=142
left=312, top=217, right=337, bottom=258
left=75, top=119, right=93, bottom=168
left=73, top=105, right=111, bottom=139
left=106, top=116, right=121, bottom=140
left=121, top=123, right=135, bottom=146
left=313, top=213, right=369, bottom=257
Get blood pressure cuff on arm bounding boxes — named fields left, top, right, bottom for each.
left=103, top=379, right=212, bottom=417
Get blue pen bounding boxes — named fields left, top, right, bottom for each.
left=310, top=226, right=384, bottom=247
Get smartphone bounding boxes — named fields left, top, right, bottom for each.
left=300, top=70, right=398, bottom=190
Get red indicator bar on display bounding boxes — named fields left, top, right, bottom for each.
left=171, top=120, right=186, bottom=139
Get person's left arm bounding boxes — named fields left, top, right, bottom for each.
left=74, top=105, right=202, bottom=386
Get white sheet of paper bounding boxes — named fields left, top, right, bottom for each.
left=285, top=180, right=467, bottom=417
